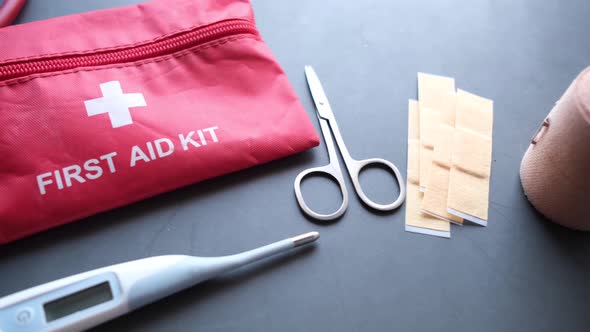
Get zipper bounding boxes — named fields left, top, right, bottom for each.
left=0, top=19, right=258, bottom=81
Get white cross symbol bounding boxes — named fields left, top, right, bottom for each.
left=84, top=81, right=146, bottom=128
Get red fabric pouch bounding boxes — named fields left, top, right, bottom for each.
left=0, top=0, right=319, bottom=244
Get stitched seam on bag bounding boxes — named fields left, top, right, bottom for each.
left=0, top=18, right=256, bottom=64
left=0, top=35, right=259, bottom=87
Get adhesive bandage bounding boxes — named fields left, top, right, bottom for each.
left=446, top=90, right=494, bottom=226
left=417, top=73, right=455, bottom=192
left=418, top=107, right=439, bottom=192
left=405, top=100, right=450, bottom=238
left=421, top=123, right=463, bottom=224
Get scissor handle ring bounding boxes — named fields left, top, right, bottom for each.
left=294, top=165, right=349, bottom=221
left=348, top=158, right=406, bottom=211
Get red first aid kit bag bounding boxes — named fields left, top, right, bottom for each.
left=0, top=0, right=319, bottom=244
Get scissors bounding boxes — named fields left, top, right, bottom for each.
left=294, top=66, right=406, bottom=221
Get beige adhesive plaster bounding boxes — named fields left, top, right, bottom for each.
left=417, top=73, right=456, bottom=191
left=418, top=73, right=456, bottom=109
left=405, top=100, right=450, bottom=238
left=421, top=124, right=463, bottom=224
left=447, top=90, right=494, bottom=225
left=418, top=107, right=439, bottom=192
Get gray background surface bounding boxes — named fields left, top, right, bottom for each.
left=1, top=0, right=590, bottom=331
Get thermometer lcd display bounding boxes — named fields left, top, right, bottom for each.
left=43, top=282, right=113, bottom=322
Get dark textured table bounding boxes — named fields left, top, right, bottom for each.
left=2, top=0, right=590, bottom=331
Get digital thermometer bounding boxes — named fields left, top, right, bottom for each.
left=0, top=232, right=319, bottom=332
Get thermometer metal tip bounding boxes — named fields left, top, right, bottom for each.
left=292, top=231, right=320, bottom=247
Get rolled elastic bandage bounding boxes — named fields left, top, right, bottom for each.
left=520, top=66, right=590, bottom=231
left=447, top=90, right=494, bottom=226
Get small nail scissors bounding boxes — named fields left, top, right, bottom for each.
left=294, top=66, right=406, bottom=221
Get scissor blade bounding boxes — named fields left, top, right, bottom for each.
left=304, top=65, right=336, bottom=121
